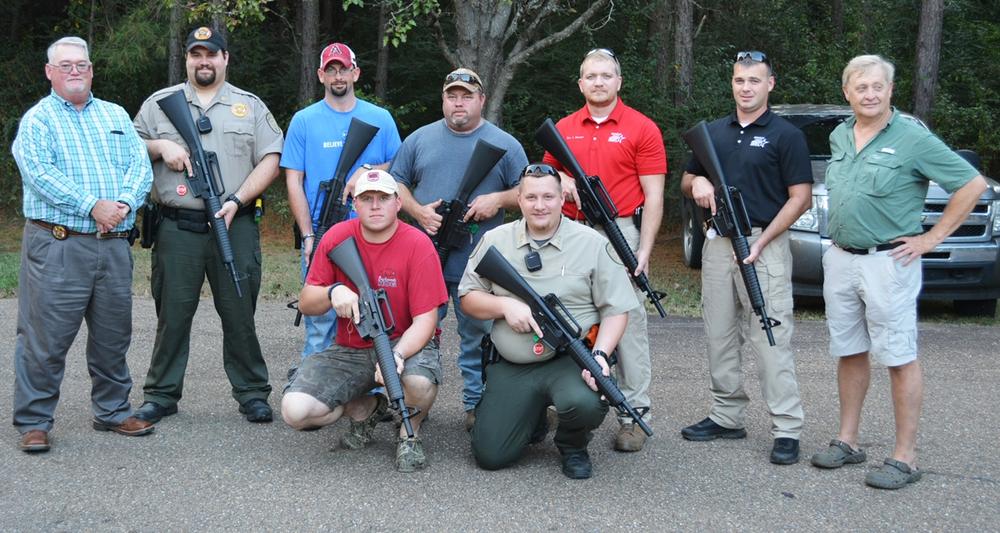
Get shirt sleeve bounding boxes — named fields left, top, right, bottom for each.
left=389, top=135, right=417, bottom=187
left=501, top=140, right=528, bottom=189
left=912, top=132, right=980, bottom=193
left=279, top=112, right=305, bottom=171
left=457, top=236, right=493, bottom=296
left=407, top=235, right=449, bottom=316
left=779, top=127, right=813, bottom=187
left=117, top=106, right=154, bottom=209
left=252, top=99, right=284, bottom=163
left=634, top=119, right=668, bottom=176
left=590, top=238, right=640, bottom=318
left=377, top=111, right=402, bottom=165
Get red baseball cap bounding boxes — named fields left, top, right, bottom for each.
left=319, top=43, right=357, bottom=70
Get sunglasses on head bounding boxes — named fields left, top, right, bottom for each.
left=735, top=50, right=769, bottom=64
left=522, top=164, right=559, bottom=177
left=586, top=48, right=618, bottom=61
left=445, top=72, right=482, bottom=88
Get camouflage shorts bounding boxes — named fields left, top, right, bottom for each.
left=286, top=339, right=442, bottom=410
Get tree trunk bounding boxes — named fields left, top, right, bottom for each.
left=651, top=0, right=673, bottom=94
left=211, top=0, right=228, bottom=42
left=168, top=0, right=183, bottom=85
left=375, top=2, right=389, bottom=100
left=673, top=0, right=693, bottom=106
left=913, top=0, right=944, bottom=125
left=298, top=0, right=320, bottom=107
left=830, top=0, right=844, bottom=41
left=439, top=0, right=612, bottom=125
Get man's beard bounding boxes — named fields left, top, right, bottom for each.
left=195, top=69, right=217, bottom=87
left=329, top=84, right=348, bottom=98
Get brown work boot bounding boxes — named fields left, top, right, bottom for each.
left=20, top=430, right=50, bottom=453
left=92, top=416, right=155, bottom=436
left=614, top=422, right=647, bottom=452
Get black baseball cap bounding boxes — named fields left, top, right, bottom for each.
left=186, top=26, right=227, bottom=52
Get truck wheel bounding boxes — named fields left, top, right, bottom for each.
left=954, top=299, right=997, bottom=317
left=681, top=197, right=704, bottom=269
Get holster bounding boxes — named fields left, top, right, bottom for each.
left=140, top=203, right=160, bottom=248
left=480, top=334, right=500, bottom=385
left=632, top=206, right=643, bottom=230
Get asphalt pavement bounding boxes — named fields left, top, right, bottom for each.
left=1, top=297, right=998, bottom=531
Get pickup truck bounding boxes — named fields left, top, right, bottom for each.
left=680, top=104, right=1000, bottom=316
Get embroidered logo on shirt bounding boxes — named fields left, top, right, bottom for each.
left=750, top=136, right=769, bottom=148
left=377, top=270, right=398, bottom=288
left=608, top=132, right=626, bottom=144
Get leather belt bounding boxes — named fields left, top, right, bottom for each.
left=31, top=219, right=129, bottom=240
left=836, top=241, right=903, bottom=255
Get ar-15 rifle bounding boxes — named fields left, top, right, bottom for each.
left=291, top=118, right=380, bottom=326
left=682, top=121, right=780, bottom=346
left=536, top=118, right=667, bottom=317
left=328, top=236, right=415, bottom=438
left=432, top=139, right=506, bottom=266
left=474, top=245, right=653, bottom=436
left=157, top=90, right=242, bottom=297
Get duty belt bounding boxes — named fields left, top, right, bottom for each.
left=159, top=204, right=255, bottom=223
left=31, top=219, right=130, bottom=240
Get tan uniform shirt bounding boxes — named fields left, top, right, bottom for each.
left=459, top=216, right=638, bottom=364
left=133, top=82, right=284, bottom=209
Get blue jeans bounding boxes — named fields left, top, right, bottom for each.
left=441, top=281, right=491, bottom=411
left=300, top=250, right=336, bottom=359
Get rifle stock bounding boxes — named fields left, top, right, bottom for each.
left=328, top=237, right=415, bottom=438
left=474, top=246, right=652, bottom=436
left=433, top=139, right=506, bottom=265
left=292, top=118, right=380, bottom=326
left=682, top=121, right=780, bottom=346
left=157, top=90, right=243, bottom=297
left=535, top=118, right=667, bottom=317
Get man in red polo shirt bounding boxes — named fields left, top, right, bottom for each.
left=542, top=48, right=667, bottom=452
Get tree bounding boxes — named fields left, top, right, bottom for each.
left=673, top=0, right=693, bottom=106
left=913, top=0, right=943, bottom=124
left=297, top=0, right=319, bottom=108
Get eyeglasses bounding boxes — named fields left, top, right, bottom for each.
left=735, top=51, right=769, bottom=65
left=522, top=164, right=559, bottom=177
left=444, top=72, right=482, bottom=89
left=48, top=62, right=92, bottom=73
left=324, top=66, right=355, bottom=77
left=586, top=48, right=617, bottom=60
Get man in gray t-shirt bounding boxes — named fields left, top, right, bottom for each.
left=390, top=68, right=527, bottom=426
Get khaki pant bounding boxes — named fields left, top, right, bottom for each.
left=701, top=230, right=802, bottom=439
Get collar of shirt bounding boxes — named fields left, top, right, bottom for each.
left=579, top=97, right=626, bottom=127
left=182, top=81, right=233, bottom=111
left=514, top=216, right=568, bottom=251
left=49, top=89, right=94, bottom=111
left=727, top=106, right=774, bottom=128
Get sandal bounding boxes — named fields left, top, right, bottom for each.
left=810, top=439, right=867, bottom=469
left=865, top=458, right=922, bottom=489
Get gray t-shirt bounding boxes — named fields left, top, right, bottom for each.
left=390, top=119, right=527, bottom=282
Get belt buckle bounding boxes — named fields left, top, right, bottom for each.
left=51, top=225, right=68, bottom=240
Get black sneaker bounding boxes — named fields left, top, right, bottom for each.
left=560, top=450, right=593, bottom=479
left=133, top=401, right=178, bottom=424
left=770, top=437, right=800, bottom=465
left=681, top=417, right=747, bottom=441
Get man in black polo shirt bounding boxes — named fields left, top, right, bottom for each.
left=679, top=51, right=812, bottom=464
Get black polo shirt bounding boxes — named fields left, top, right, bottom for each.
left=685, top=108, right=812, bottom=227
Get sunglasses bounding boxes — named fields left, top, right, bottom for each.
left=735, top=50, right=769, bottom=65
left=444, top=72, right=482, bottom=88
left=586, top=48, right=618, bottom=61
left=522, top=163, right=559, bottom=177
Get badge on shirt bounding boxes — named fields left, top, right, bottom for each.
left=231, top=103, right=249, bottom=118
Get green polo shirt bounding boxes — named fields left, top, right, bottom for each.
left=826, top=108, right=978, bottom=249
left=458, top=216, right=638, bottom=364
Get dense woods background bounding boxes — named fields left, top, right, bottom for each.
left=2, top=0, right=998, bottom=222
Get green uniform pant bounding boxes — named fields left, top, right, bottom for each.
left=143, top=214, right=270, bottom=407
left=471, top=356, right=608, bottom=470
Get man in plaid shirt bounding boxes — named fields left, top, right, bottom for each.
left=11, top=36, right=154, bottom=453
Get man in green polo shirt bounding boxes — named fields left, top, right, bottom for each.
left=459, top=164, right=637, bottom=479
left=810, top=54, right=986, bottom=490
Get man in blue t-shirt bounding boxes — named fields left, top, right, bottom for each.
left=390, top=68, right=528, bottom=429
left=282, top=42, right=402, bottom=359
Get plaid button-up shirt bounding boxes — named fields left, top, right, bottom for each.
left=12, top=90, right=152, bottom=232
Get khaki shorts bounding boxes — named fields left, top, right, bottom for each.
left=823, top=245, right=921, bottom=367
left=286, top=338, right=441, bottom=409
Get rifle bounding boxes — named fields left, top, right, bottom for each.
left=292, top=118, right=380, bottom=326
left=432, top=139, right=506, bottom=266
left=682, top=121, right=780, bottom=346
left=328, top=236, right=415, bottom=438
left=157, top=90, right=242, bottom=297
left=535, top=118, right=667, bottom=317
left=474, top=245, right=653, bottom=436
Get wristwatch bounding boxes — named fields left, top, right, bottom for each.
left=592, top=349, right=609, bottom=361
left=227, top=194, right=245, bottom=209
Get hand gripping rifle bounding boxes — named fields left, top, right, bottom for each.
left=535, top=118, right=667, bottom=317
left=682, top=121, right=780, bottom=346
left=157, top=90, right=243, bottom=297
left=474, top=245, right=653, bottom=436
left=291, top=118, right=380, bottom=326
left=432, top=139, right=506, bottom=266
left=328, top=236, right=415, bottom=438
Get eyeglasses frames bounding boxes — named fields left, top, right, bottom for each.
left=48, top=62, right=92, bottom=73
left=735, top=51, right=769, bottom=65
left=522, top=163, right=559, bottom=177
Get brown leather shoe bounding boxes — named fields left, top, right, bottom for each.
left=614, top=422, right=648, bottom=452
left=92, top=416, right=155, bottom=436
left=19, top=430, right=50, bottom=453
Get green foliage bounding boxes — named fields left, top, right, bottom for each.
left=184, top=0, right=272, bottom=29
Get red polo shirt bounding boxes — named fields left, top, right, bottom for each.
left=542, top=98, right=667, bottom=219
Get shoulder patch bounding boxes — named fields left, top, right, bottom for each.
left=266, top=112, right=281, bottom=134
left=605, top=241, right=624, bottom=266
